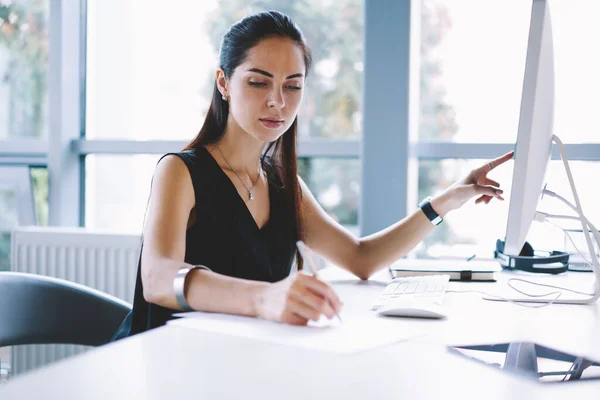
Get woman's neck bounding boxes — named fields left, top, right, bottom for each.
left=216, top=121, right=264, bottom=176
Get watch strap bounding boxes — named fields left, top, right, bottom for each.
left=419, top=197, right=443, bottom=225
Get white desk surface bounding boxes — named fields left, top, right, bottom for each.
left=2, top=266, right=600, bottom=399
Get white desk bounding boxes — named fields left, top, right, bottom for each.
left=1, top=268, right=600, bottom=399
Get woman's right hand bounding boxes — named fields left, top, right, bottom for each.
left=255, top=273, right=343, bottom=325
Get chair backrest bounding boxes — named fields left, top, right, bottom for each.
left=0, top=272, right=131, bottom=348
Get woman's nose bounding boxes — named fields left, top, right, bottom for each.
left=267, top=88, right=285, bottom=108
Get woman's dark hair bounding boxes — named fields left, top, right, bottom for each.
left=183, top=10, right=312, bottom=270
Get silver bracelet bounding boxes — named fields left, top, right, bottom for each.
left=173, top=265, right=211, bottom=311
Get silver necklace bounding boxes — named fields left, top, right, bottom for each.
left=215, top=142, right=261, bottom=201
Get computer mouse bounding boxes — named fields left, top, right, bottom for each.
left=376, top=301, right=447, bottom=319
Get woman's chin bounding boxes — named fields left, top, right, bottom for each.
left=254, top=128, right=287, bottom=143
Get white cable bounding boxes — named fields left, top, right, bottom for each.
left=539, top=211, right=600, bottom=267
left=545, top=219, right=593, bottom=265
left=449, top=274, right=595, bottom=307
left=537, top=212, right=578, bottom=221
left=507, top=277, right=595, bottom=296
left=447, top=288, right=561, bottom=308
left=553, top=135, right=600, bottom=286
left=448, top=273, right=598, bottom=308
left=543, top=188, right=577, bottom=211
left=468, top=135, right=600, bottom=305
left=500, top=213, right=600, bottom=299
left=541, top=188, right=600, bottom=255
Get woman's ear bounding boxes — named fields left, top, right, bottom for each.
left=216, top=69, right=228, bottom=99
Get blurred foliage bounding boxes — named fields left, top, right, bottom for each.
left=208, top=0, right=458, bottom=233
left=0, top=1, right=48, bottom=270
left=0, top=185, right=17, bottom=271
left=0, top=0, right=49, bottom=139
left=0, top=167, right=46, bottom=271
left=298, top=157, right=359, bottom=225
left=0, top=1, right=459, bottom=252
left=31, top=166, right=48, bottom=226
left=417, top=0, right=460, bottom=254
left=208, top=0, right=363, bottom=225
left=0, top=232, right=9, bottom=271
left=206, top=0, right=363, bottom=140
left=0, top=188, right=17, bottom=270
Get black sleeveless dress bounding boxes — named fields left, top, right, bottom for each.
left=111, top=146, right=297, bottom=340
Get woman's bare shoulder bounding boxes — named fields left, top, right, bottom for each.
left=151, top=154, right=195, bottom=198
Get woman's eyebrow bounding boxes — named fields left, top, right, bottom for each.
left=247, top=68, right=304, bottom=79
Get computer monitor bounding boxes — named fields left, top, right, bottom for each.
left=503, top=0, right=554, bottom=256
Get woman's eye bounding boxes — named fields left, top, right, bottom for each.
left=248, top=81, right=267, bottom=87
left=286, top=85, right=302, bottom=91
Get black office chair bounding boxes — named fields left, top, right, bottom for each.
left=0, top=272, right=131, bottom=347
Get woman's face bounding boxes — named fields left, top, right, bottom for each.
left=218, top=37, right=306, bottom=143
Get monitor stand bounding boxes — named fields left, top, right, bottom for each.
left=449, top=341, right=600, bottom=382
left=485, top=135, right=600, bottom=305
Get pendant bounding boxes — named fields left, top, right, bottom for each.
left=249, top=191, right=254, bottom=201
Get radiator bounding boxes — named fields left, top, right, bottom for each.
left=9, top=226, right=141, bottom=376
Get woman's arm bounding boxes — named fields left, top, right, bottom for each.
left=301, top=152, right=514, bottom=280
left=141, top=155, right=265, bottom=315
left=299, top=178, right=438, bottom=280
left=141, top=155, right=341, bottom=324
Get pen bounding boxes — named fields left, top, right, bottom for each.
left=296, top=241, right=344, bottom=324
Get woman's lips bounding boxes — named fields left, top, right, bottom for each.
left=260, top=118, right=284, bottom=129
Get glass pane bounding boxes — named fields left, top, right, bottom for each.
left=298, top=157, right=359, bottom=233
left=85, top=155, right=360, bottom=235
left=0, top=0, right=49, bottom=139
left=0, top=187, right=18, bottom=270
left=31, top=166, right=48, bottom=226
left=419, top=0, right=600, bottom=144
left=86, top=0, right=363, bottom=140
left=0, top=167, right=46, bottom=271
left=552, top=1, right=600, bottom=143
left=415, top=159, right=600, bottom=259
left=85, top=154, right=160, bottom=231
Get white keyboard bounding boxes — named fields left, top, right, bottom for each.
left=371, top=274, right=450, bottom=311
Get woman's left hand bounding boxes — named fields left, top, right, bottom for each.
left=431, top=151, right=514, bottom=216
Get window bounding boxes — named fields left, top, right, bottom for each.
left=86, top=155, right=360, bottom=234
left=419, top=0, right=528, bottom=144
left=416, top=0, right=600, bottom=258
left=0, top=0, right=49, bottom=140
left=84, top=0, right=364, bottom=232
left=0, top=187, right=18, bottom=270
left=0, top=166, right=46, bottom=271
left=415, top=159, right=600, bottom=259
left=86, top=0, right=363, bottom=141
left=299, top=157, right=359, bottom=233
left=85, top=154, right=158, bottom=231
left=419, top=0, right=600, bottom=144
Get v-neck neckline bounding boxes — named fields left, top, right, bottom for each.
left=198, top=146, right=272, bottom=232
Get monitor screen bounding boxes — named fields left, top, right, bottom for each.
left=504, top=0, right=555, bottom=256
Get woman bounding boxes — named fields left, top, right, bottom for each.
left=113, top=10, right=511, bottom=339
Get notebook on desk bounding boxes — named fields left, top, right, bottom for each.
left=389, top=258, right=502, bottom=282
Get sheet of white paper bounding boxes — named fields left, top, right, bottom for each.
left=168, top=312, right=428, bottom=354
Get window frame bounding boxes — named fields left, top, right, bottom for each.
left=2, top=0, right=600, bottom=234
